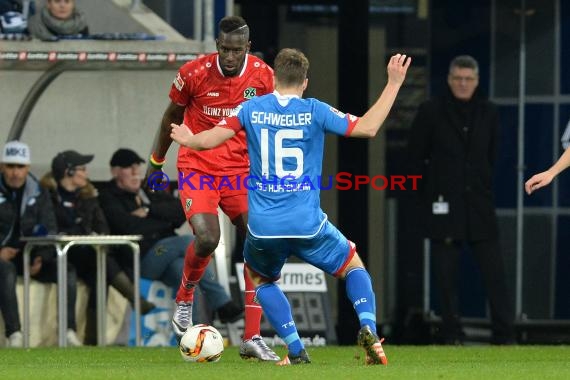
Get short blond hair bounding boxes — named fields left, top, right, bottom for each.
left=274, top=48, right=309, bottom=87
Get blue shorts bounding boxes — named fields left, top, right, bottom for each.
left=243, top=220, right=356, bottom=280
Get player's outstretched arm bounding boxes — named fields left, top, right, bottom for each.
left=350, top=53, right=411, bottom=138
left=525, top=146, right=570, bottom=194
left=170, top=123, right=236, bottom=150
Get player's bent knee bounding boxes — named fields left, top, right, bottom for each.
left=339, top=254, right=366, bottom=278
left=193, top=235, right=220, bottom=254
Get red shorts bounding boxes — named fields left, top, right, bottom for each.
left=177, top=169, right=248, bottom=221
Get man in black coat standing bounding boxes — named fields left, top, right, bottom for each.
left=407, top=55, right=515, bottom=344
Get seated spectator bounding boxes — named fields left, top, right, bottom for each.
left=0, top=141, right=81, bottom=347
left=99, top=148, right=243, bottom=324
left=39, top=150, right=156, bottom=344
left=27, top=0, right=87, bottom=41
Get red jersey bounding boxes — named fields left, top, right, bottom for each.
left=169, top=53, right=274, bottom=175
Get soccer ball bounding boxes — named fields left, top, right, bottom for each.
left=179, top=324, right=224, bottom=363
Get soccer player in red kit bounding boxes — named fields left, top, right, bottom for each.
left=146, top=16, right=278, bottom=361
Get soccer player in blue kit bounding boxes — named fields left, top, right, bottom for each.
left=170, top=48, right=410, bottom=366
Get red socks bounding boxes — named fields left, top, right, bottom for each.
left=175, top=242, right=263, bottom=342
left=242, top=266, right=263, bottom=340
left=175, top=241, right=211, bottom=303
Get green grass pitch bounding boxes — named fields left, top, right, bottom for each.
left=2, top=345, right=569, bottom=380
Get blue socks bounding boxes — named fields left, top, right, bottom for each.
left=345, top=268, right=377, bottom=334
left=255, top=267, right=377, bottom=354
left=256, top=283, right=304, bottom=355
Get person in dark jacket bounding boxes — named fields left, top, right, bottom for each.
left=407, top=55, right=515, bottom=344
left=0, top=141, right=80, bottom=347
left=98, top=148, right=243, bottom=325
left=40, top=150, right=156, bottom=344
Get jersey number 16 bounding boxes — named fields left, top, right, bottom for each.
left=260, top=128, right=304, bottom=178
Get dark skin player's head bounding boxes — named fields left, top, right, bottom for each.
left=216, top=16, right=251, bottom=77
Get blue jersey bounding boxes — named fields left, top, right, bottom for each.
left=223, top=92, right=358, bottom=237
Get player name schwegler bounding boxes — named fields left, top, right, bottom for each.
left=251, top=111, right=312, bottom=126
